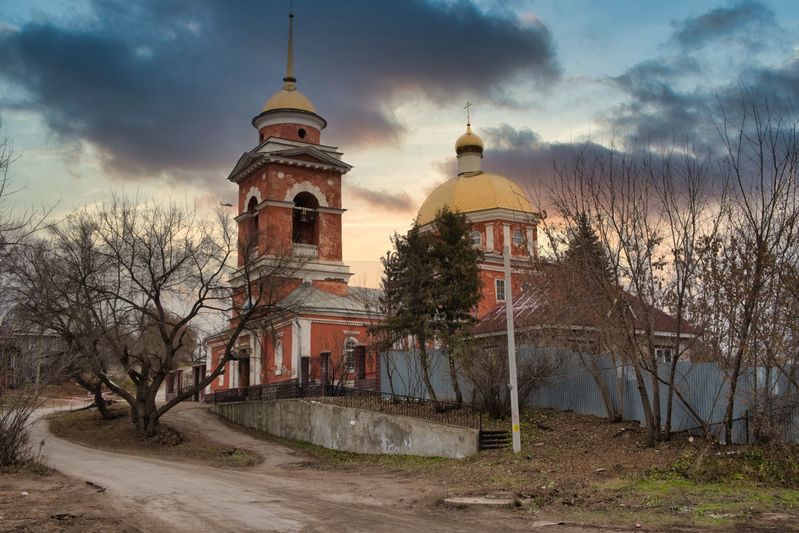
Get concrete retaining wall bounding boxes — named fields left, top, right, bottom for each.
left=210, top=399, right=479, bottom=459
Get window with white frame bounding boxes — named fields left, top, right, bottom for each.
left=655, top=346, right=673, bottom=363
left=274, top=339, right=284, bottom=375
left=512, top=229, right=524, bottom=246
left=495, top=278, right=506, bottom=302
left=344, top=337, right=358, bottom=372
left=470, top=230, right=482, bottom=246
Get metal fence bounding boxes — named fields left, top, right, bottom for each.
left=380, top=348, right=799, bottom=444
left=205, top=379, right=481, bottom=429
left=206, top=380, right=307, bottom=403
left=311, top=387, right=482, bottom=429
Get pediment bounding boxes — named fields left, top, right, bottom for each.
left=270, top=146, right=351, bottom=170
left=228, top=145, right=352, bottom=183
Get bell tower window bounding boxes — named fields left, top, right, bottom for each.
left=247, top=196, right=259, bottom=249
left=292, top=192, right=319, bottom=245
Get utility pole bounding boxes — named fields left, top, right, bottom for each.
left=503, top=245, right=521, bottom=453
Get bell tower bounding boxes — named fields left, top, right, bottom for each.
left=227, top=9, right=352, bottom=294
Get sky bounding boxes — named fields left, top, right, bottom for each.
left=1, top=0, right=798, bottom=286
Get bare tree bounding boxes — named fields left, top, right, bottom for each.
left=460, top=343, right=555, bottom=419
left=697, top=90, right=799, bottom=443
left=15, top=197, right=306, bottom=437
left=7, top=232, right=118, bottom=419
left=646, top=143, right=725, bottom=438
left=0, top=122, right=64, bottom=466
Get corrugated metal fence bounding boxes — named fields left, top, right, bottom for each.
left=380, top=348, right=799, bottom=444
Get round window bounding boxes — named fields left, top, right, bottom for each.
left=298, top=128, right=307, bottom=139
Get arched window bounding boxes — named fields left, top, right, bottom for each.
left=292, top=192, right=319, bottom=245
left=247, top=196, right=259, bottom=248
left=512, top=229, right=524, bottom=246
left=343, top=337, right=358, bottom=373
left=470, top=231, right=482, bottom=246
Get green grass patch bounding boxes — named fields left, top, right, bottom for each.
left=651, top=445, right=799, bottom=488
left=604, top=474, right=799, bottom=527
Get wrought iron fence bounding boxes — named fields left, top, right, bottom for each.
left=205, top=380, right=481, bottom=429
left=312, top=386, right=482, bottom=430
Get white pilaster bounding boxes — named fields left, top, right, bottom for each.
left=485, top=223, right=494, bottom=251
left=503, top=223, right=511, bottom=254
left=251, top=333, right=261, bottom=385
left=526, top=228, right=535, bottom=257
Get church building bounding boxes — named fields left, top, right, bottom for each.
left=416, top=116, right=540, bottom=318
left=206, top=12, right=381, bottom=393
left=207, top=12, right=542, bottom=395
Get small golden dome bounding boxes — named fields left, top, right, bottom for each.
left=417, top=171, right=534, bottom=226
left=455, top=126, right=484, bottom=154
left=262, top=85, right=317, bottom=113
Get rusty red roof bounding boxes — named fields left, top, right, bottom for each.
left=473, top=277, right=699, bottom=338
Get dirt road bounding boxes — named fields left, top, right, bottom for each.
left=34, top=404, right=597, bottom=532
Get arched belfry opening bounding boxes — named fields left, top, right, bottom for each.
left=247, top=196, right=259, bottom=248
left=292, top=192, right=319, bottom=245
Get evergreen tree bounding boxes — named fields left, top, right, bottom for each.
left=563, top=211, right=614, bottom=286
left=429, top=207, right=483, bottom=405
left=375, top=208, right=482, bottom=404
left=376, top=225, right=439, bottom=401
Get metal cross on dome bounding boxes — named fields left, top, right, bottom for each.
left=465, top=101, right=472, bottom=126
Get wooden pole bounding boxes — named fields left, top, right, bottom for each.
left=503, top=246, right=521, bottom=453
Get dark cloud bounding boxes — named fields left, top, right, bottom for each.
left=670, top=0, right=776, bottom=52
left=347, top=184, right=415, bottom=213
left=0, top=0, right=560, bottom=186
left=482, top=122, right=542, bottom=150
left=599, top=0, right=794, bottom=146
left=603, top=58, right=708, bottom=143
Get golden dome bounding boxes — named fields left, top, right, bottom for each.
left=417, top=171, right=534, bottom=226
left=455, top=126, right=484, bottom=154
left=262, top=85, right=317, bottom=113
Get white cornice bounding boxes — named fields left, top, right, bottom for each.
left=228, top=256, right=352, bottom=285
left=317, top=206, right=346, bottom=214
left=465, top=208, right=541, bottom=224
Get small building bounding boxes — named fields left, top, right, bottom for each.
left=472, top=276, right=699, bottom=363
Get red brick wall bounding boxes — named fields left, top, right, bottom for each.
left=317, top=211, right=342, bottom=261
left=312, top=279, right=348, bottom=295
left=258, top=123, right=321, bottom=144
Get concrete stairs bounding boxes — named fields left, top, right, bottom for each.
left=479, top=430, right=511, bottom=450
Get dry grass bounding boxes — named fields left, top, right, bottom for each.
left=48, top=405, right=261, bottom=468
left=0, top=463, right=149, bottom=532
left=234, top=406, right=799, bottom=530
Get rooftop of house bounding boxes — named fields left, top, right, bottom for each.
left=473, top=271, right=699, bottom=339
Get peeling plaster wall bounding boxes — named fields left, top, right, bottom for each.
left=211, top=399, right=479, bottom=459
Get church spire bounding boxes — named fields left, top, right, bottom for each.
left=455, top=101, right=484, bottom=175
left=283, top=6, right=296, bottom=89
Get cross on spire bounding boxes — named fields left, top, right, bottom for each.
left=465, top=101, right=472, bottom=127
left=283, top=2, right=296, bottom=86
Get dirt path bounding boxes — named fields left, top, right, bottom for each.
left=33, top=403, right=601, bottom=532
